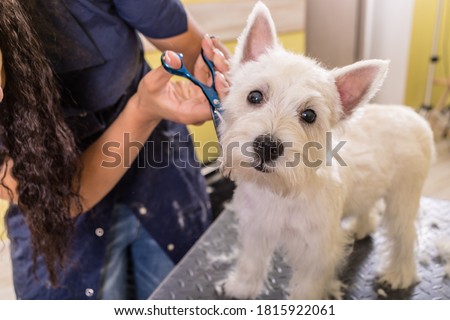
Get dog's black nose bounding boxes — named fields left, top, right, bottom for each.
left=253, top=134, right=284, bottom=162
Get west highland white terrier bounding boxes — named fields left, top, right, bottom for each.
left=218, top=2, right=435, bottom=299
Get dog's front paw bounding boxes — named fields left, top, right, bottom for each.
left=222, top=272, right=263, bottom=299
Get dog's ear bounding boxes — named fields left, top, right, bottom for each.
left=235, top=1, right=277, bottom=64
left=332, top=60, right=389, bottom=117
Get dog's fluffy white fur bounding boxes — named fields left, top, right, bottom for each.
left=218, top=2, right=435, bottom=299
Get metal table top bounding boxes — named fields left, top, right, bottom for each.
left=150, top=197, right=450, bottom=300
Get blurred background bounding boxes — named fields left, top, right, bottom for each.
left=1, top=0, right=450, bottom=299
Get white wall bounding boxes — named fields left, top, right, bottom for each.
left=306, top=0, right=360, bottom=68
left=306, top=0, right=414, bottom=105
left=361, top=0, right=414, bottom=104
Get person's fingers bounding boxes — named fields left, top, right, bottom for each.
left=210, top=36, right=231, bottom=74
left=200, top=34, right=229, bottom=79
left=211, top=37, right=231, bottom=59
left=194, top=57, right=211, bottom=85
left=143, top=51, right=181, bottom=91
left=164, top=81, right=211, bottom=124
left=212, top=48, right=229, bottom=75
left=191, top=121, right=206, bottom=126
left=214, top=71, right=229, bottom=101
left=201, top=34, right=215, bottom=61
left=194, top=37, right=214, bottom=85
left=195, top=36, right=230, bottom=85
left=173, top=72, right=228, bottom=125
left=0, top=87, right=3, bottom=103
left=163, top=50, right=182, bottom=70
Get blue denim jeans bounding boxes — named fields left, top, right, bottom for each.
left=98, top=204, right=174, bottom=299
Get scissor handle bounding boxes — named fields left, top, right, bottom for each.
left=160, top=50, right=223, bottom=131
left=161, top=52, right=197, bottom=85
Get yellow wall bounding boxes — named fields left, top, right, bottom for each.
left=405, top=0, right=450, bottom=109
left=0, top=200, right=8, bottom=239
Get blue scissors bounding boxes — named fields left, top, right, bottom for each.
left=160, top=50, right=223, bottom=133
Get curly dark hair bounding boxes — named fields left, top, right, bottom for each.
left=0, top=0, right=81, bottom=286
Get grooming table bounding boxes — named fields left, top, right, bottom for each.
left=150, top=197, right=450, bottom=300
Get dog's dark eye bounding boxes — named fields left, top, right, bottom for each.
left=300, top=109, right=316, bottom=124
left=247, top=90, right=264, bottom=104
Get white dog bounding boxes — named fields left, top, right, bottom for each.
left=218, top=2, right=434, bottom=299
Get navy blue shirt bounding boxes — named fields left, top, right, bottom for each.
left=7, top=0, right=212, bottom=299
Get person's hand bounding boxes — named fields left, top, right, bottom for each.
left=131, top=36, right=229, bottom=125
left=192, top=35, right=230, bottom=88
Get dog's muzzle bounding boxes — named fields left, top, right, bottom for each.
left=253, top=134, right=284, bottom=172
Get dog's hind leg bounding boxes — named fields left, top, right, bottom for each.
left=377, top=182, right=422, bottom=289
left=349, top=199, right=384, bottom=240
